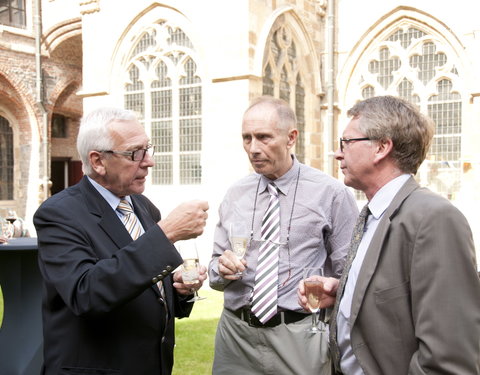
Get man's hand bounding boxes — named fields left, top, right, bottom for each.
left=173, top=265, right=207, bottom=296
left=216, top=250, right=247, bottom=280
left=298, top=276, right=340, bottom=311
left=159, top=200, right=209, bottom=242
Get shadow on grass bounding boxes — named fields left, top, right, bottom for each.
left=173, top=289, right=224, bottom=375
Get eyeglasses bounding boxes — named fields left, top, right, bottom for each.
left=101, top=144, right=155, bottom=161
left=339, top=137, right=371, bottom=152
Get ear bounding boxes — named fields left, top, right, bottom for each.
left=373, top=138, right=394, bottom=164
left=89, top=151, right=107, bottom=176
left=286, top=128, right=298, bottom=149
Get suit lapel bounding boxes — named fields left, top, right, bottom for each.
left=79, top=176, right=133, bottom=250
left=130, top=196, right=170, bottom=300
left=349, top=177, right=420, bottom=326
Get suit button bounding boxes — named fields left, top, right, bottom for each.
left=152, top=277, right=159, bottom=283
left=157, top=275, right=164, bottom=280
left=162, top=269, right=169, bottom=276
left=166, top=265, right=173, bottom=271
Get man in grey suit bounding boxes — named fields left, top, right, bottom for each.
left=298, top=95, right=480, bottom=374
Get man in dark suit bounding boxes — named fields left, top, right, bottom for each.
left=298, top=96, right=480, bottom=374
left=34, top=107, right=209, bottom=375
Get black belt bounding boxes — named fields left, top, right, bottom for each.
left=228, top=308, right=307, bottom=328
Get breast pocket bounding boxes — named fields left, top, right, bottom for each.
left=374, top=280, right=410, bottom=304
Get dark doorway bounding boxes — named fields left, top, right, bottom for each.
left=50, top=159, right=83, bottom=195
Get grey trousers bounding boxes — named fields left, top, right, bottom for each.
left=212, top=308, right=331, bottom=375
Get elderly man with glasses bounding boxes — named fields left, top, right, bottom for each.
left=34, top=107, right=209, bottom=375
left=299, top=95, right=480, bottom=375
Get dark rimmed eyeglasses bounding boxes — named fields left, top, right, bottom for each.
left=100, top=144, right=155, bottom=161
left=339, top=137, right=371, bottom=152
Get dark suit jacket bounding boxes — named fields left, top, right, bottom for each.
left=33, top=176, right=193, bottom=375
left=332, top=177, right=480, bottom=375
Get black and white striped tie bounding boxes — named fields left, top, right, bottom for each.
left=251, top=182, right=281, bottom=324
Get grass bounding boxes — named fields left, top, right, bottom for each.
left=173, top=288, right=224, bottom=375
left=0, top=287, right=224, bottom=374
left=0, top=286, right=3, bottom=329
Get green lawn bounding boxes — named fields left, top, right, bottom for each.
left=173, top=289, right=224, bottom=375
left=0, top=286, right=3, bottom=329
left=0, top=287, right=224, bottom=374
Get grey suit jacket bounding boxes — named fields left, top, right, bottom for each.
left=333, top=177, right=480, bottom=375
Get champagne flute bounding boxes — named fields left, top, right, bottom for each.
left=177, top=240, right=206, bottom=302
left=303, top=267, right=325, bottom=333
left=229, top=222, right=249, bottom=276
left=1, top=219, right=13, bottom=244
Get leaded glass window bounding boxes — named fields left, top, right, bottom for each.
left=0, top=116, right=13, bottom=200
left=124, top=21, right=202, bottom=185
left=262, top=23, right=306, bottom=162
left=354, top=26, right=462, bottom=199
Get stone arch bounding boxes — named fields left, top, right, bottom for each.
left=0, top=73, right=40, bottom=216
left=253, top=6, right=322, bottom=96
left=43, top=18, right=82, bottom=59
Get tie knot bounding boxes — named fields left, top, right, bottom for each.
left=268, top=183, right=279, bottom=197
left=359, top=204, right=370, bottom=219
left=117, top=199, right=133, bottom=215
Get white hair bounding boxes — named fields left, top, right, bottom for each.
left=77, top=107, right=138, bottom=176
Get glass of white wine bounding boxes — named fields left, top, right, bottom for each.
left=1, top=219, right=14, bottom=244
left=303, top=267, right=325, bottom=333
left=177, top=240, right=206, bottom=302
left=229, top=222, right=249, bottom=276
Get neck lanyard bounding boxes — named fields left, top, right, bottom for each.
left=249, top=166, right=300, bottom=286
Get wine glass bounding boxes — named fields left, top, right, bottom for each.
left=303, top=267, right=325, bottom=333
left=229, top=222, right=249, bottom=276
left=1, top=219, right=14, bottom=244
left=177, top=240, right=206, bottom=302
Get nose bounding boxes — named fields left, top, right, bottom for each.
left=141, top=151, right=155, bottom=167
left=333, top=147, right=343, bottom=160
left=249, top=138, right=261, bottom=154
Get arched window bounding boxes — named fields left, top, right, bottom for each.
left=124, top=21, right=202, bottom=185
left=262, top=22, right=306, bottom=163
left=0, top=116, right=13, bottom=200
left=353, top=26, right=462, bottom=199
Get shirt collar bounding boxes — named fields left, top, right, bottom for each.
left=259, top=155, right=299, bottom=196
left=367, top=174, right=411, bottom=220
left=87, top=176, right=133, bottom=211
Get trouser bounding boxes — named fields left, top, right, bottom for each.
left=212, top=308, right=331, bottom=375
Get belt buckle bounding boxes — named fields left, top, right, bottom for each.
left=245, top=310, right=262, bottom=327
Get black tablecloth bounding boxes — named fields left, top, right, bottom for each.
left=0, top=237, right=43, bottom=374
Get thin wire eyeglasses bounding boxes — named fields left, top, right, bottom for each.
left=339, top=137, right=371, bottom=152
left=100, top=144, right=155, bottom=161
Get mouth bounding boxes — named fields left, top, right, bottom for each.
left=251, top=159, right=267, bottom=166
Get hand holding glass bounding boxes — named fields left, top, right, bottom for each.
left=303, top=267, right=325, bottom=333
left=229, top=222, right=249, bottom=276
left=177, top=240, right=206, bottom=302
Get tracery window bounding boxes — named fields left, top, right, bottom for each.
left=262, top=24, right=306, bottom=163
left=0, top=116, right=13, bottom=200
left=124, top=21, right=202, bottom=185
left=356, top=26, right=462, bottom=199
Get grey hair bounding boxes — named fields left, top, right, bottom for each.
left=77, top=107, right=138, bottom=176
left=244, top=95, right=296, bottom=132
left=347, top=96, right=434, bottom=174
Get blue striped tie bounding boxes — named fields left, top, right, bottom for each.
left=251, top=182, right=280, bottom=324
